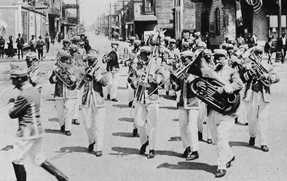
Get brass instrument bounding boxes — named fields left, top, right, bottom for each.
left=54, top=61, right=77, bottom=90
left=190, top=77, right=241, bottom=115
left=248, top=53, right=272, bottom=87
left=77, top=60, right=100, bottom=90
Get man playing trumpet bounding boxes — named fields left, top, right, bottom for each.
left=79, top=52, right=109, bottom=156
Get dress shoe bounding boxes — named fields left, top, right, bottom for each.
left=111, top=98, right=119, bottom=102
left=95, top=151, right=103, bottom=157
left=226, top=156, right=235, bottom=168
left=72, top=119, right=80, bottom=125
left=235, top=117, right=239, bottom=124
left=261, top=145, right=269, bottom=152
left=139, top=141, right=149, bottom=155
left=132, top=128, right=139, bottom=137
left=215, top=169, right=227, bottom=178
left=186, top=151, right=199, bottom=161
left=65, top=131, right=72, bottom=136
left=207, top=139, right=213, bottom=144
left=182, top=147, right=191, bottom=158
left=107, top=94, right=110, bottom=100
left=147, top=150, right=155, bottom=159
left=244, top=122, right=248, bottom=126
left=249, top=137, right=256, bottom=146
left=60, top=125, right=65, bottom=132
left=198, top=131, right=203, bottom=141
left=88, top=142, right=95, bottom=152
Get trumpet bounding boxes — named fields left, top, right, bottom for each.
left=77, top=60, right=101, bottom=89
left=249, top=53, right=272, bottom=87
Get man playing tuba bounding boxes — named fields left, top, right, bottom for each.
left=49, top=39, right=77, bottom=136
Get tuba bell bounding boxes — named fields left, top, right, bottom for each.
left=54, top=61, right=77, bottom=90
left=190, top=77, right=241, bottom=115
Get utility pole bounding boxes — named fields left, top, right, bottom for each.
left=278, top=0, right=282, bottom=38
left=109, top=3, right=112, bottom=39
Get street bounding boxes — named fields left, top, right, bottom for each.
left=0, top=35, right=287, bottom=181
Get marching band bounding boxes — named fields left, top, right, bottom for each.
left=4, top=28, right=280, bottom=180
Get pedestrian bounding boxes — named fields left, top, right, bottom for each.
left=49, top=39, right=76, bottom=136
left=7, top=35, right=15, bottom=58
left=8, top=66, right=69, bottom=181
left=0, top=35, right=5, bottom=58
left=170, top=51, right=200, bottom=161
left=45, top=33, right=50, bottom=53
left=29, top=35, right=36, bottom=52
left=244, top=47, right=280, bottom=153
left=36, top=36, right=45, bottom=60
left=80, top=52, right=109, bottom=157
left=264, top=37, right=273, bottom=64
left=16, top=33, right=24, bottom=59
left=105, top=42, right=120, bottom=102
left=281, top=32, right=286, bottom=63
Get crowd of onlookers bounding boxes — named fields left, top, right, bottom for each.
left=0, top=33, right=51, bottom=60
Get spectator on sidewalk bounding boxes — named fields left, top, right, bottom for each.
left=29, top=35, right=37, bottom=52
left=36, top=35, right=45, bottom=60
left=16, top=33, right=24, bottom=59
left=264, top=37, right=273, bottom=64
left=45, top=33, right=50, bottom=53
left=7, top=36, right=15, bottom=58
left=0, top=36, right=5, bottom=58
left=282, top=33, right=286, bottom=63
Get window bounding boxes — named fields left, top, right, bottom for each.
left=143, top=0, right=154, bottom=14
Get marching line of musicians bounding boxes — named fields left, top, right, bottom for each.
left=6, top=29, right=280, bottom=180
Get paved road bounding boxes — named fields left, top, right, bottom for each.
left=0, top=35, right=287, bottom=181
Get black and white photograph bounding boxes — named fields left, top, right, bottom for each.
left=0, top=0, right=286, bottom=180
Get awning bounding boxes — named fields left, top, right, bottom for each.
left=134, top=15, right=157, bottom=22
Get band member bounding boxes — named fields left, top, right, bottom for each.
left=8, top=67, right=68, bottom=181
left=134, top=46, right=165, bottom=159
left=171, top=51, right=200, bottom=160
left=49, top=39, right=77, bottom=136
left=244, top=47, right=279, bottom=152
left=198, top=49, right=243, bottom=177
left=25, top=52, right=40, bottom=87
left=105, top=42, right=120, bottom=102
left=79, top=52, right=109, bottom=156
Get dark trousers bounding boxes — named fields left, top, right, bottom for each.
left=46, top=43, right=50, bottom=53
left=17, top=47, right=23, bottom=59
left=0, top=47, right=4, bottom=58
left=38, top=49, right=43, bottom=60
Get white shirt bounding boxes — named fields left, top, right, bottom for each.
left=282, top=37, right=286, bottom=45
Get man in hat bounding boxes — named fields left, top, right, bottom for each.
left=49, top=39, right=76, bottom=136
left=244, top=47, right=279, bottom=152
left=200, top=48, right=243, bottom=177
left=79, top=52, right=109, bottom=156
left=8, top=66, right=69, bottom=181
left=36, top=36, right=45, bottom=60
left=133, top=46, right=166, bottom=159
left=105, top=42, right=120, bottom=102
left=16, top=33, right=24, bottom=59
left=170, top=50, right=200, bottom=160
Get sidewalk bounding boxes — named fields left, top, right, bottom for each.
left=0, top=43, right=61, bottom=63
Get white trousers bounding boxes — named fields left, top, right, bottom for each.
left=246, top=92, right=270, bottom=145
left=107, top=71, right=119, bottom=99
left=197, top=101, right=212, bottom=140
left=207, top=111, right=234, bottom=170
left=134, top=102, right=159, bottom=150
left=80, top=104, right=106, bottom=151
left=55, top=99, right=74, bottom=131
left=13, top=137, right=45, bottom=166
left=178, top=107, right=199, bottom=151
left=71, top=90, right=81, bottom=120
left=127, top=83, right=134, bottom=103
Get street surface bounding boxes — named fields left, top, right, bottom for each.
left=0, top=35, right=287, bottom=181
